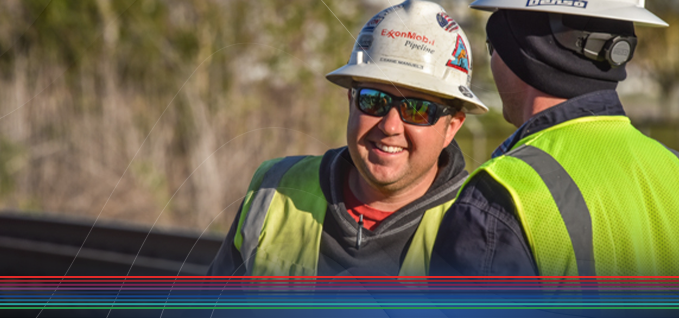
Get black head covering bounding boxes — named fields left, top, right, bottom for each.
left=486, top=10, right=635, bottom=98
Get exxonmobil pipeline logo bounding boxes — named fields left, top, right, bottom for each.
left=526, top=0, right=588, bottom=8
left=380, top=29, right=435, bottom=46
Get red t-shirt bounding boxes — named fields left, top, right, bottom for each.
left=343, top=176, right=394, bottom=231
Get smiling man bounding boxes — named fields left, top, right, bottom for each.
left=208, top=0, right=487, bottom=276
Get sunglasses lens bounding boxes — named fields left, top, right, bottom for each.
left=358, top=88, right=392, bottom=116
left=356, top=88, right=442, bottom=125
left=400, top=99, right=436, bottom=125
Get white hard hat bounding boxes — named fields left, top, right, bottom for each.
left=470, top=0, right=668, bottom=27
left=326, top=0, right=488, bottom=114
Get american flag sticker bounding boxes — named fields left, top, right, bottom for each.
left=436, top=12, right=459, bottom=32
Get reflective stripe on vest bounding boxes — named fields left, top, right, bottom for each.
left=399, top=198, right=456, bottom=276
left=472, top=116, right=679, bottom=276
left=236, top=156, right=326, bottom=276
left=239, top=156, right=307, bottom=275
left=234, top=155, right=456, bottom=276
left=506, top=145, right=595, bottom=276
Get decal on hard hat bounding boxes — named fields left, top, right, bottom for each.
left=355, top=34, right=374, bottom=50
left=404, top=40, right=435, bottom=54
left=380, top=29, right=436, bottom=46
left=326, top=0, right=489, bottom=114
left=526, top=0, right=588, bottom=8
left=459, top=86, right=474, bottom=98
left=436, top=12, right=459, bottom=32
left=361, top=3, right=406, bottom=33
left=445, top=35, right=469, bottom=74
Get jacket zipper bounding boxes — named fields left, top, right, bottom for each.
left=356, top=214, right=363, bottom=250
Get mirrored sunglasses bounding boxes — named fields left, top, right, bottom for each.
left=352, top=88, right=454, bottom=126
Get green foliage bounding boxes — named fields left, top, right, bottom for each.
left=636, top=1, right=679, bottom=98
left=131, top=160, right=171, bottom=210
left=0, top=138, right=24, bottom=197
left=0, top=0, right=366, bottom=228
left=0, top=0, right=677, bottom=231
left=25, top=1, right=101, bottom=64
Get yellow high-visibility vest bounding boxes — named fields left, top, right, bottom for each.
left=233, top=155, right=453, bottom=276
left=468, top=116, right=679, bottom=276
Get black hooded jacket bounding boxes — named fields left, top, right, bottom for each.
left=208, top=141, right=468, bottom=276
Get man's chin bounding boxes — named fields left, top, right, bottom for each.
left=354, top=162, right=406, bottom=192
left=364, top=173, right=404, bottom=192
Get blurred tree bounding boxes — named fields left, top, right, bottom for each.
left=635, top=0, right=679, bottom=119
left=0, top=0, right=366, bottom=230
left=0, top=0, right=672, bottom=231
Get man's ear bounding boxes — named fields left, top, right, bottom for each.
left=443, top=111, right=466, bottom=148
left=347, top=89, right=356, bottom=112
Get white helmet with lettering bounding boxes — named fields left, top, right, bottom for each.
left=326, top=0, right=488, bottom=114
left=470, top=0, right=668, bottom=27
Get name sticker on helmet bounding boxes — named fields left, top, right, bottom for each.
left=445, top=35, right=469, bottom=74
left=379, top=57, right=424, bottom=70
left=436, top=12, right=459, bottom=32
left=381, top=29, right=435, bottom=46
left=526, top=0, right=588, bottom=8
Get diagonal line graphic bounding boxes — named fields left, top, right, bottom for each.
left=386, top=0, right=412, bottom=33
left=92, top=41, right=334, bottom=316
left=33, top=1, right=141, bottom=317
left=22, top=2, right=504, bottom=317
left=0, top=0, right=55, bottom=122
left=158, top=195, right=246, bottom=318
left=0, top=0, right=52, bottom=60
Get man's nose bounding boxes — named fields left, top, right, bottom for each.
left=377, top=107, right=404, bottom=136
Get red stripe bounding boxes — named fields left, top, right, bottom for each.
left=3, top=276, right=679, bottom=280
left=1, top=279, right=678, bottom=282
left=3, top=275, right=679, bottom=278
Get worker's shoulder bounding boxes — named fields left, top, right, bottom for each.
left=247, top=157, right=287, bottom=189
left=257, top=154, right=327, bottom=173
left=247, top=154, right=328, bottom=188
left=245, top=147, right=347, bottom=191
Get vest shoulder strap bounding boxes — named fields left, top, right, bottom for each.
left=399, top=198, right=456, bottom=276
left=236, top=156, right=307, bottom=271
left=505, top=145, right=596, bottom=276
left=478, top=117, right=679, bottom=276
left=236, top=155, right=327, bottom=276
left=398, top=174, right=467, bottom=276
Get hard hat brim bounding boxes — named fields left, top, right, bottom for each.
left=326, top=63, right=489, bottom=115
left=470, top=0, right=668, bottom=27
left=469, top=0, right=669, bottom=27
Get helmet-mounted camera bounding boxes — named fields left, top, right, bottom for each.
left=549, top=14, right=637, bottom=68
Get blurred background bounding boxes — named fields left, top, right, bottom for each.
left=0, top=0, right=677, bottom=252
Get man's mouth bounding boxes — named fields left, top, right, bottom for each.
left=374, top=141, right=404, bottom=154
